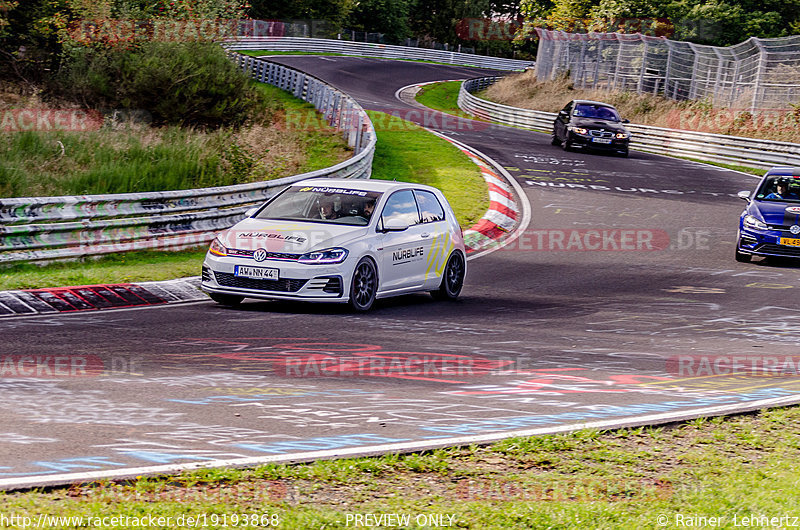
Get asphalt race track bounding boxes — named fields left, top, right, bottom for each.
left=2, top=57, right=800, bottom=489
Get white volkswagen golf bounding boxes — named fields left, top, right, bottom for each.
left=201, top=178, right=467, bottom=311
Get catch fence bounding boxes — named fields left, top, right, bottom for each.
left=534, top=29, right=800, bottom=111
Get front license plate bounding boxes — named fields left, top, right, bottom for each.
left=592, top=138, right=612, bottom=144
left=779, top=237, right=800, bottom=247
left=234, top=265, right=279, bottom=280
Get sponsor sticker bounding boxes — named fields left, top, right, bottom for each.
left=297, top=186, right=368, bottom=196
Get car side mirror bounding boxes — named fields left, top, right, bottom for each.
left=245, top=207, right=258, bottom=217
left=382, top=218, right=409, bottom=232
left=622, top=119, right=630, bottom=124
left=737, top=191, right=751, bottom=202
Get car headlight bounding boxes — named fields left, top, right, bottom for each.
left=208, top=237, right=228, bottom=257
left=298, top=247, right=349, bottom=264
left=615, top=132, right=628, bottom=139
left=569, top=127, right=588, bottom=135
left=743, top=215, right=768, bottom=231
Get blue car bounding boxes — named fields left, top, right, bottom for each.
left=736, top=167, right=800, bottom=262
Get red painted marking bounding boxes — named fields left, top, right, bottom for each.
left=487, top=201, right=518, bottom=220
left=487, top=182, right=514, bottom=200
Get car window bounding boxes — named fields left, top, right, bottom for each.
left=755, top=176, right=800, bottom=202
left=574, top=104, right=620, bottom=121
left=255, top=185, right=382, bottom=225
left=414, top=190, right=445, bottom=223
left=381, top=190, right=420, bottom=226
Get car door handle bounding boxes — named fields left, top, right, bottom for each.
left=420, top=233, right=431, bottom=238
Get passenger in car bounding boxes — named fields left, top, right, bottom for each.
left=318, top=198, right=341, bottom=220
left=766, top=179, right=798, bottom=200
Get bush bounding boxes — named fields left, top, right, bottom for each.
left=54, top=42, right=256, bottom=128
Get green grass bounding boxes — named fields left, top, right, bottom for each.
left=367, top=110, right=488, bottom=228
left=414, top=80, right=472, bottom=118
left=0, top=83, right=349, bottom=198
left=0, top=112, right=488, bottom=291
left=4, top=407, right=800, bottom=528
left=0, top=127, right=228, bottom=197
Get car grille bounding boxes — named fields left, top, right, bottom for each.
left=766, top=225, right=800, bottom=234
left=589, top=130, right=614, bottom=138
left=756, top=244, right=800, bottom=258
left=214, top=272, right=308, bottom=292
left=227, top=249, right=303, bottom=261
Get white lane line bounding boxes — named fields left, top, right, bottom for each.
left=3, top=393, right=798, bottom=491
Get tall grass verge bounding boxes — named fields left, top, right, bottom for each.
left=0, top=82, right=351, bottom=198
left=0, top=112, right=488, bottom=289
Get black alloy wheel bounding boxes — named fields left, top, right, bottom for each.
left=431, top=251, right=465, bottom=301
left=349, top=257, right=378, bottom=311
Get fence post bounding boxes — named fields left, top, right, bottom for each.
left=751, top=38, right=767, bottom=113
left=612, top=34, right=623, bottom=91
left=578, top=38, right=588, bottom=88
left=594, top=38, right=603, bottom=90
left=687, top=42, right=700, bottom=100
left=712, top=47, right=725, bottom=106
left=637, top=35, right=648, bottom=94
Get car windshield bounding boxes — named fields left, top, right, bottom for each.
left=255, top=185, right=382, bottom=225
left=573, top=104, right=620, bottom=122
left=755, top=176, right=800, bottom=202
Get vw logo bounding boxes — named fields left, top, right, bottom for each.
left=791, top=225, right=800, bottom=235
left=253, top=249, right=268, bottom=262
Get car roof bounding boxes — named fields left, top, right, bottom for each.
left=291, top=178, right=440, bottom=194
left=765, top=167, right=800, bottom=177
left=572, top=100, right=618, bottom=109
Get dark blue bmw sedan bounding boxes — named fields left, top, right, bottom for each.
left=736, top=167, right=800, bottom=262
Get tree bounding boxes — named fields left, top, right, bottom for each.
left=249, top=0, right=355, bottom=31
left=348, top=0, right=412, bottom=43
left=521, top=0, right=800, bottom=46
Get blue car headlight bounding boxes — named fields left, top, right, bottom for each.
left=298, top=247, right=349, bottom=264
left=743, top=215, right=768, bottom=231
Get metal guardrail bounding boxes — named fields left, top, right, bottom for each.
left=0, top=54, right=376, bottom=264
left=458, top=77, right=800, bottom=170
left=226, top=37, right=534, bottom=71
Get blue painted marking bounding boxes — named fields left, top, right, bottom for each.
left=419, top=388, right=799, bottom=435
left=114, top=451, right=219, bottom=464
left=235, top=434, right=410, bottom=454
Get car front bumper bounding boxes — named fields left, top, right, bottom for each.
left=201, top=253, right=351, bottom=303
left=568, top=133, right=629, bottom=152
left=737, top=228, right=800, bottom=259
